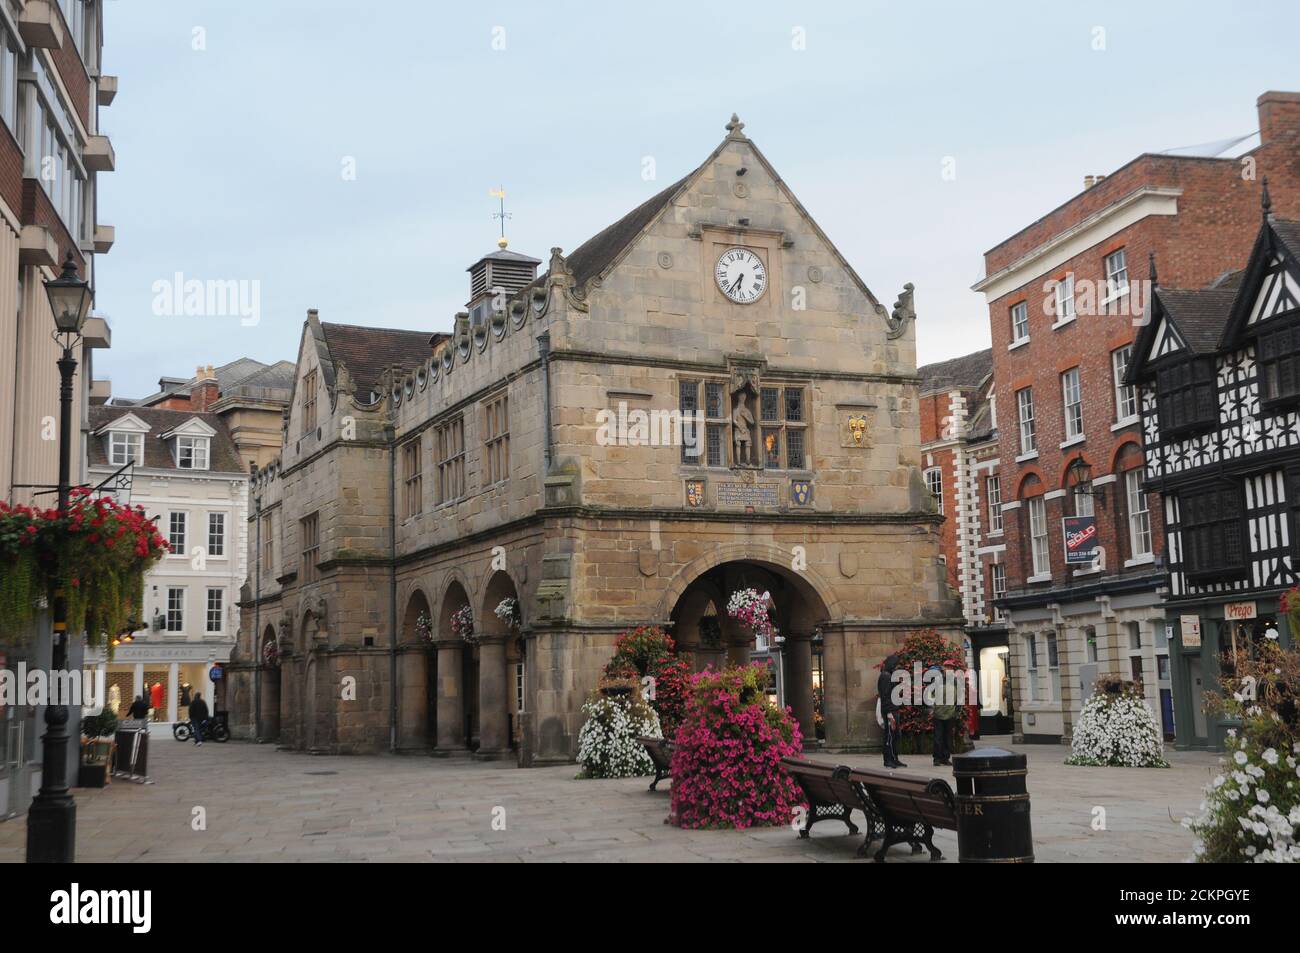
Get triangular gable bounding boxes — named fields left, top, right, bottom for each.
left=1151, top=316, right=1187, bottom=359
left=1221, top=218, right=1300, bottom=349
left=158, top=416, right=218, bottom=440
left=93, top=411, right=151, bottom=436
left=1245, top=254, right=1300, bottom=326
left=565, top=122, right=888, bottom=319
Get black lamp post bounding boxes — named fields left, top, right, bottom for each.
left=26, top=251, right=93, bottom=864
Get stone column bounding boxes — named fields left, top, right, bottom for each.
left=477, top=636, right=509, bottom=757
left=782, top=633, right=815, bottom=742
left=167, top=662, right=179, bottom=722
left=132, top=663, right=144, bottom=700
left=434, top=639, right=465, bottom=754
left=396, top=645, right=430, bottom=751
left=722, top=618, right=751, bottom=667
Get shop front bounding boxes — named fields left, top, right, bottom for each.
left=968, top=627, right=1013, bottom=737
left=1170, top=596, right=1290, bottom=751
left=89, top=641, right=232, bottom=727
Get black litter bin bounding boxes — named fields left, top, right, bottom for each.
left=952, top=747, right=1033, bottom=863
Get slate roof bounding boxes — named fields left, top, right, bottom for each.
left=1273, top=220, right=1300, bottom=257
left=917, top=348, right=992, bottom=393
left=319, top=322, right=447, bottom=396
left=1155, top=288, right=1239, bottom=353
left=87, top=406, right=244, bottom=475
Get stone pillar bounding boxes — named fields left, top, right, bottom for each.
left=722, top=618, right=751, bottom=667
left=434, top=639, right=465, bottom=754
left=782, top=633, right=815, bottom=742
left=397, top=646, right=430, bottom=751
left=477, top=637, right=509, bottom=757
left=132, top=663, right=144, bottom=700
left=167, top=662, right=179, bottom=722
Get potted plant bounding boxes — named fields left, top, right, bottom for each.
left=79, top=710, right=119, bottom=788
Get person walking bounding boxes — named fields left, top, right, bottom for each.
left=877, top=654, right=907, bottom=769
left=188, top=692, right=210, bottom=746
left=127, top=695, right=149, bottom=720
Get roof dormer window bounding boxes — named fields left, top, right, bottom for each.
left=109, top=431, right=143, bottom=467
left=177, top=435, right=210, bottom=470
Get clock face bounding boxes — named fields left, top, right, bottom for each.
left=714, top=247, right=767, bottom=304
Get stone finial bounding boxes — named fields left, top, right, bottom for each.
left=883, top=283, right=916, bottom=339
left=725, top=113, right=746, bottom=138
left=1262, top=176, right=1273, bottom=220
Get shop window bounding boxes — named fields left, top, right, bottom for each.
left=1257, top=321, right=1300, bottom=408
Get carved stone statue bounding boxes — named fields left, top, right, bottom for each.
left=732, top=397, right=755, bottom=465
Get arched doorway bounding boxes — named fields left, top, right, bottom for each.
left=434, top=581, right=473, bottom=754
left=668, top=559, right=830, bottom=743
left=480, top=571, right=523, bottom=757
left=259, top=624, right=281, bottom=740
left=398, top=589, right=434, bottom=751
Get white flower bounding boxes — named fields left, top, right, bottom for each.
left=1257, top=789, right=1271, bottom=804
left=1263, top=748, right=1279, bottom=765
left=1234, top=750, right=1249, bottom=765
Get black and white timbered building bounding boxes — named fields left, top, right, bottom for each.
left=1130, top=203, right=1300, bottom=750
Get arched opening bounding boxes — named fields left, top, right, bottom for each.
left=398, top=589, right=434, bottom=751
left=480, top=571, right=523, bottom=756
left=434, top=580, right=473, bottom=754
left=259, top=623, right=280, bottom=740
left=667, top=559, right=830, bottom=743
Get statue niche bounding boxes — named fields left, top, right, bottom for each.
left=730, top=370, right=759, bottom=468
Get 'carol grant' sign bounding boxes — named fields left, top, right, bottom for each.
left=1063, top=515, right=1098, bottom=564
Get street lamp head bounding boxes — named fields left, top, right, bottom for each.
left=45, top=250, right=93, bottom=336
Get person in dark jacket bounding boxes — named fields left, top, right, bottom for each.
left=877, top=654, right=907, bottom=768
left=127, top=695, right=149, bottom=720
left=188, top=693, right=210, bottom=746
left=928, top=664, right=956, bottom=767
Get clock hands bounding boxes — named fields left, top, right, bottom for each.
left=728, top=273, right=745, bottom=296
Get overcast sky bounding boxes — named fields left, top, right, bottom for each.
left=95, top=0, right=1300, bottom=396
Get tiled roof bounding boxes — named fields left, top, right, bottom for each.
left=1156, top=288, right=1238, bottom=353
left=917, top=347, right=992, bottom=392
left=1273, top=219, right=1300, bottom=258
left=87, top=406, right=244, bottom=475
left=320, top=322, right=445, bottom=396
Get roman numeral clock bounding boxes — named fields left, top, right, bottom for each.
left=715, top=247, right=767, bottom=304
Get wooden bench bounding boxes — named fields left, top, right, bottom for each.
left=780, top=757, right=862, bottom=838
left=849, top=767, right=958, bottom=862
left=639, top=736, right=674, bottom=791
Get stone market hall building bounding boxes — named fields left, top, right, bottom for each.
left=229, top=117, right=961, bottom=764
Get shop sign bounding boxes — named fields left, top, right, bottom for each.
left=209, top=664, right=224, bottom=681
left=1180, top=615, right=1202, bottom=647
left=1224, top=601, right=1257, bottom=622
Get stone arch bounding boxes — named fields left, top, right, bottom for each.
left=433, top=578, right=475, bottom=753
left=396, top=588, right=434, bottom=752
left=478, top=570, right=523, bottom=756
left=259, top=623, right=281, bottom=741
left=655, top=542, right=842, bottom=623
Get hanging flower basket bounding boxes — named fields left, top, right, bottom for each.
left=726, top=588, right=780, bottom=645
left=263, top=639, right=280, bottom=668
left=0, top=489, right=167, bottom=652
left=451, top=605, right=477, bottom=645
left=493, top=597, right=521, bottom=630
left=414, top=610, right=433, bottom=644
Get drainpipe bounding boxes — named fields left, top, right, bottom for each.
left=388, top=419, right=398, bottom=753
left=538, top=331, right=553, bottom=474
left=253, top=485, right=262, bottom=739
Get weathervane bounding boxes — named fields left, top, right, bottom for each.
left=489, top=186, right=511, bottom=249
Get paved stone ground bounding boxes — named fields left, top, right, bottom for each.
left=0, top=733, right=1222, bottom=862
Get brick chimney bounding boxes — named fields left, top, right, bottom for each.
left=1257, top=91, right=1300, bottom=217
left=191, top=364, right=218, bottom=411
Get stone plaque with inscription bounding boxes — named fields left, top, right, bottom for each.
left=716, top=482, right=780, bottom=507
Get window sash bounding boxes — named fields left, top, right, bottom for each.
left=1061, top=369, right=1083, bottom=439
left=206, top=589, right=223, bottom=633
left=1126, top=470, right=1153, bottom=558
left=925, top=468, right=943, bottom=513
left=207, top=513, right=224, bottom=556
left=987, top=476, right=1003, bottom=532
left=1112, top=346, right=1138, bottom=419
left=1011, top=302, right=1028, bottom=341
left=166, top=588, right=185, bottom=631
left=1054, top=274, right=1075, bottom=321
left=1017, top=388, right=1036, bottom=454
left=1028, top=497, right=1049, bottom=575
left=169, top=512, right=186, bottom=551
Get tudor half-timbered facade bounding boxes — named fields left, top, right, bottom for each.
left=1130, top=209, right=1300, bottom=750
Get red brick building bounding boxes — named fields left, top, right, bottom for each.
left=972, top=90, right=1300, bottom=744
left=918, top=350, right=1013, bottom=734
